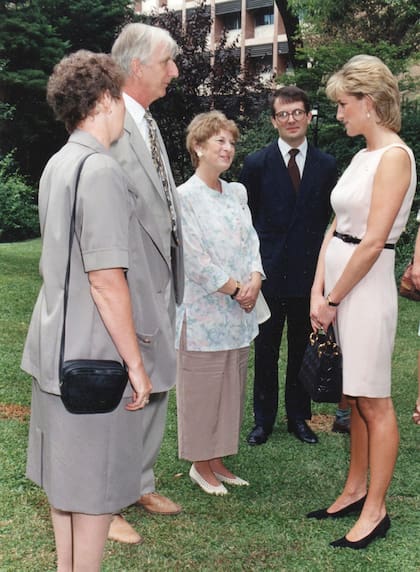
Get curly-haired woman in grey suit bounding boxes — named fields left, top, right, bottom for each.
left=22, top=51, right=152, bottom=570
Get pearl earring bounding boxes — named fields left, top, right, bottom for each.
left=367, top=112, right=371, bottom=119
left=197, top=150, right=203, bottom=158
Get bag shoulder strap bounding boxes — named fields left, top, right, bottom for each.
left=59, top=153, right=97, bottom=378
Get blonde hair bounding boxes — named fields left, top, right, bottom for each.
left=186, top=111, right=239, bottom=168
left=326, top=54, right=401, bottom=132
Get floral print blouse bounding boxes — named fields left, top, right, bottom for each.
left=175, top=174, right=265, bottom=351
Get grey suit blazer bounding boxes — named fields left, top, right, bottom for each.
left=110, top=111, right=184, bottom=393
left=22, top=131, right=135, bottom=394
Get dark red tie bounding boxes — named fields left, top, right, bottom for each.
left=288, top=148, right=300, bottom=193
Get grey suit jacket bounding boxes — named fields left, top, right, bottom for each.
left=22, top=131, right=135, bottom=394
left=110, top=111, right=184, bottom=393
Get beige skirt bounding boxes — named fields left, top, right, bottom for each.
left=26, top=379, right=144, bottom=515
left=176, top=325, right=249, bottom=461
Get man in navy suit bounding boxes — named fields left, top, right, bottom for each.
left=240, top=86, right=337, bottom=445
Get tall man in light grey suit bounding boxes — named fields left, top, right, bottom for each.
left=108, top=22, right=184, bottom=544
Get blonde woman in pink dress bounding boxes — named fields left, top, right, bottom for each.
left=308, top=55, right=416, bottom=549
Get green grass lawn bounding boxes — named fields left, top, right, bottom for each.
left=0, top=238, right=419, bottom=571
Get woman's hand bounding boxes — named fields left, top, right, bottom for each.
left=236, top=272, right=262, bottom=313
left=125, top=364, right=153, bottom=411
left=310, top=292, right=336, bottom=332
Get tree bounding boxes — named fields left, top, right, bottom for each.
left=41, top=0, right=133, bottom=53
left=287, top=0, right=419, bottom=58
left=274, top=0, right=302, bottom=68
left=0, top=152, right=39, bottom=242
left=0, top=2, right=68, bottom=174
left=0, top=0, right=133, bottom=183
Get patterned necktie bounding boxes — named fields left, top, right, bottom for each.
left=144, top=110, right=179, bottom=244
left=288, top=148, right=301, bottom=193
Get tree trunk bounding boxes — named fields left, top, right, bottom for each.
left=274, top=0, right=301, bottom=68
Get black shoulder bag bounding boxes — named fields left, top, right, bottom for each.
left=298, top=326, right=342, bottom=403
left=59, top=154, right=128, bottom=414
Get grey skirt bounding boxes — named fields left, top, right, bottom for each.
left=26, top=378, right=144, bottom=515
left=176, top=324, right=249, bottom=461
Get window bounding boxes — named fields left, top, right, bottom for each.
left=221, top=13, right=241, bottom=30
left=254, top=8, right=274, bottom=26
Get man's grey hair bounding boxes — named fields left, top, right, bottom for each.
left=112, top=23, right=179, bottom=75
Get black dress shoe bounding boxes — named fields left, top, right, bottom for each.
left=287, top=419, right=318, bottom=444
left=330, top=513, right=390, bottom=549
left=307, top=495, right=367, bottom=519
left=247, top=425, right=271, bottom=446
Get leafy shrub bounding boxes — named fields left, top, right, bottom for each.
left=0, top=153, right=39, bottom=242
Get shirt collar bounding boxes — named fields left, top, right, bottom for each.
left=122, top=92, right=146, bottom=123
left=277, top=137, right=308, bottom=163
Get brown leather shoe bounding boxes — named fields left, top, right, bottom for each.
left=108, top=514, right=143, bottom=545
left=136, top=492, right=182, bottom=515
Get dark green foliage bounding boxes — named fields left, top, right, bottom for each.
left=0, top=102, right=13, bottom=119
left=39, top=0, right=133, bottom=53
left=400, top=100, right=420, bottom=173
left=0, top=0, right=133, bottom=183
left=288, top=0, right=419, bottom=59
left=395, top=100, right=419, bottom=277
left=0, top=1, right=69, bottom=175
left=231, top=109, right=273, bottom=179
left=0, top=153, right=39, bottom=242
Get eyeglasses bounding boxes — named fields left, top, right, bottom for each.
left=274, top=109, right=307, bottom=122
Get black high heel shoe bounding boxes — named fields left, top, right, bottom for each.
left=330, top=513, right=391, bottom=549
left=306, top=495, right=367, bottom=519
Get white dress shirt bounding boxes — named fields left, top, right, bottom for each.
left=122, top=92, right=151, bottom=152
left=277, top=137, right=308, bottom=177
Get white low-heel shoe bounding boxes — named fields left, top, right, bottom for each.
left=189, top=465, right=228, bottom=496
left=214, top=472, right=250, bottom=486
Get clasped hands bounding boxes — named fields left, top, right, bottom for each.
left=235, top=274, right=261, bottom=313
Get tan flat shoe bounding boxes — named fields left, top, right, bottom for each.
left=108, top=514, right=143, bottom=545
left=136, top=492, right=182, bottom=515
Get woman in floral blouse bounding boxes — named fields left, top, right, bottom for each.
left=176, top=111, right=264, bottom=495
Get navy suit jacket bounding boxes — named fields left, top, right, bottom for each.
left=240, top=140, right=337, bottom=298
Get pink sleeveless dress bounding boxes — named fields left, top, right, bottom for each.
left=325, top=144, right=417, bottom=397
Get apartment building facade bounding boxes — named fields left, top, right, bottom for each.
left=134, top=0, right=290, bottom=77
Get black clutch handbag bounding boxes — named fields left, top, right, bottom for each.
left=60, top=360, right=127, bottom=415
left=59, top=154, right=128, bottom=415
left=298, top=327, right=342, bottom=403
